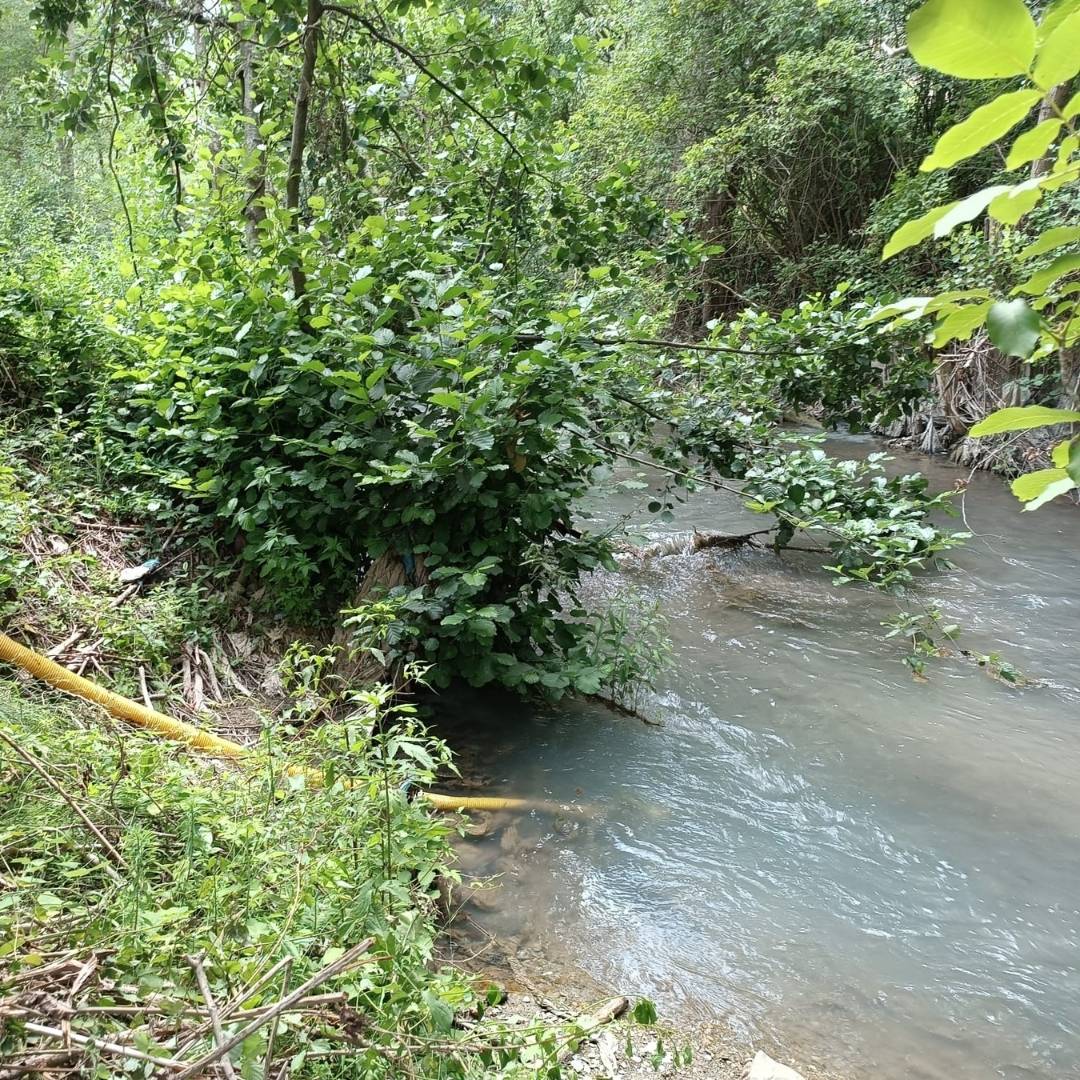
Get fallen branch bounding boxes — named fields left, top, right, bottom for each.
left=174, top=939, right=374, bottom=1079
left=188, top=954, right=238, bottom=1080
left=19, top=1021, right=194, bottom=1071
left=556, top=996, right=629, bottom=1063
left=619, top=528, right=772, bottom=560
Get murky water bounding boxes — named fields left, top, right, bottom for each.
left=435, top=439, right=1080, bottom=1080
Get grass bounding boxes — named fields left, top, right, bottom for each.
left=0, top=678, right=585, bottom=1077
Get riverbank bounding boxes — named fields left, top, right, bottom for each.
left=439, top=818, right=833, bottom=1080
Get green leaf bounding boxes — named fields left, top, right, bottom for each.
left=1051, top=437, right=1074, bottom=466
left=1012, top=467, right=1068, bottom=500
left=932, top=301, right=992, bottom=347
left=1005, top=119, right=1064, bottom=169
left=1015, top=252, right=1080, bottom=294
left=921, top=91, right=1042, bottom=171
left=866, top=290, right=990, bottom=321
left=1011, top=468, right=1077, bottom=508
left=1069, top=440, right=1080, bottom=485
left=988, top=179, right=1047, bottom=224
left=632, top=999, right=658, bottom=1025
left=429, top=390, right=465, bottom=410
left=907, top=0, right=1037, bottom=79
left=423, top=990, right=454, bottom=1033
left=970, top=405, right=1080, bottom=436
left=882, top=200, right=961, bottom=259
left=931, top=186, right=1012, bottom=234
left=1038, top=0, right=1080, bottom=44
left=1019, top=224, right=1080, bottom=258
left=1032, top=11, right=1080, bottom=89
left=986, top=299, right=1041, bottom=357
left=1065, top=88, right=1080, bottom=118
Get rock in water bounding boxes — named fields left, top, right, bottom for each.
left=746, top=1050, right=806, bottom=1080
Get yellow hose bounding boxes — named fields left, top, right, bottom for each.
left=0, top=632, right=555, bottom=813
left=0, top=633, right=246, bottom=757
left=420, top=792, right=534, bottom=812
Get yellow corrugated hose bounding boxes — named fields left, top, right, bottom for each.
left=0, top=632, right=246, bottom=756
left=0, top=632, right=542, bottom=813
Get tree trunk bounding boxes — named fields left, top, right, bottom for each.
left=1060, top=344, right=1080, bottom=410
left=286, top=0, right=323, bottom=304
left=241, top=39, right=266, bottom=250
left=1030, top=82, right=1072, bottom=180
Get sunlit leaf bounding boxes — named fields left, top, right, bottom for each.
left=882, top=200, right=960, bottom=259
left=1017, top=470, right=1076, bottom=509
left=1005, top=119, right=1064, bottom=169
left=930, top=186, right=1012, bottom=233
left=907, top=0, right=1037, bottom=79
left=1015, top=252, right=1080, bottom=294
left=1037, top=0, right=1080, bottom=44
left=932, top=302, right=992, bottom=347
left=988, top=179, right=1046, bottom=224
left=1018, top=224, right=1080, bottom=259
left=970, top=405, right=1080, bottom=436
left=920, top=92, right=1041, bottom=171
left=1032, top=11, right=1080, bottom=89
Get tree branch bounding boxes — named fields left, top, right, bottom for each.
left=286, top=0, right=323, bottom=308
left=322, top=3, right=529, bottom=173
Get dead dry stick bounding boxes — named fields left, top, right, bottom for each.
left=188, top=954, right=238, bottom=1080
left=556, top=996, right=629, bottom=1064
left=21, top=1021, right=194, bottom=1070
left=46, top=628, right=85, bottom=658
left=174, top=940, right=374, bottom=1080
left=261, top=959, right=292, bottom=1080
left=197, top=646, right=224, bottom=704
left=0, top=730, right=126, bottom=879
left=175, top=956, right=292, bottom=1055
left=2, top=993, right=346, bottom=1022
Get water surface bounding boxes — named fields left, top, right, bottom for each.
left=437, top=440, right=1080, bottom=1080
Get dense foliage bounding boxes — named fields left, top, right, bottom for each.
left=0, top=0, right=968, bottom=701
left=3, top=0, right=1077, bottom=1074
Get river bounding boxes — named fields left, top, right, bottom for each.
left=435, top=437, right=1080, bottom=1080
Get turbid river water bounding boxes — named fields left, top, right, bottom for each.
left=436, top=437, right=1080, bottom=1080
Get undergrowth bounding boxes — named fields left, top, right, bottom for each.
left=0, top=680, right=618, bottom=1077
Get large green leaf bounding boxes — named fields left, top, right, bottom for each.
left=970, top=405, right=1080, bottom=436
left=989, top=178, right=1047, bottom=224
left=1051, top=437, right=1075, bottom=466
left=1005, top=119, right=1064, bottom=169
left=1011, top=468, right=1077, bottom=509
left=1038, top=0, right=1080, bottom=44
left=1015, top=251, right=1080, bottom=294
left=1019, top=224, right=1080, bottom=259
left=1032, top=11, right=1080, bottom=88
left=907, top=0, right=1037, bottom=79
left=932, top=301, right=992, bottom=347
left=1069, top=440, right=1080, bottom=485
left=865, top=290, right=990, bottom=323
left=986, top=298, right=1040, bottom=357
left=882, top=200, right=960, bottom=259
left=921, top=91, right=1042, bottom=171
left=1012, top=467, right=1069, bottom=500
left=931, top=185, right=1012, bottom=233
